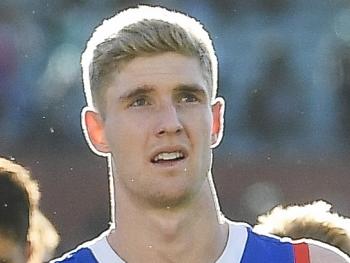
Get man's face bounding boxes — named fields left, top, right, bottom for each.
left=0, top=234, right=27, bottom=263
left=86, top=52, right=223, bottom=207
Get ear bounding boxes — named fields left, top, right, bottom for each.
left=211, top=97, right=225, bottom=148
left=25, top=240, right=33, bottom=262
left=81, top=107, right=110, bottom=156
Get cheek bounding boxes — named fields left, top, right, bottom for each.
left=185, top=111, right=212, bottom=150
left=198, top=111, right=213, bottom=141
left=105, top=115, right=149, bottom=157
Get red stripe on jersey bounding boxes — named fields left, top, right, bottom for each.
left=293, top=243, right=310, bottom=263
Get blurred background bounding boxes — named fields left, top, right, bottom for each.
left=1, top=0, right=350, bottom=258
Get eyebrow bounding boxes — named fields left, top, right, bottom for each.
left=173, top=84, right=208, bottom=96
left=119, top=85, right=155, bottom=101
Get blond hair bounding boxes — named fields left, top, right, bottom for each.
left=81, top=5, right=218, bottom=115
left=0, top=157, right=40, bottom=212
left=29, top=210, right=60, bottom=263
left=254, top=200, right=350, bottom=256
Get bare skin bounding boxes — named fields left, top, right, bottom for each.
left=108, top=177, right=228, bottom=263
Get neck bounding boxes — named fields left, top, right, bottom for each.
left=107, top=176, right=228, bottom=263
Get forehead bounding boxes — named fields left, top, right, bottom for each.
left=110, top=53, right=209, bottom=94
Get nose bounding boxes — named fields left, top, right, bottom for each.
left=155, top=105, right=183, bottom=137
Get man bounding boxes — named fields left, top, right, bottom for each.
left=254, top=200, right=350, bottom=256
left=0, top=158, right=34, bottom=263
left=0, top=157, right=59, bottom=263
left=51, top=5, right=349, bottom=262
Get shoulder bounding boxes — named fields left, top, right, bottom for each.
left=238, top=223, right=296, bottom=262
left=307, top=241, right=350, bottom=263
left=49, top=230, right=113, bottom=263
left=250, top=228, right=350, bottom=262
left=49, top=247, right=98, bottom=263
left=227, top=220, right=350, bottom=262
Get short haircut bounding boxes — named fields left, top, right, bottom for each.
left=254, top=201, right=350, bottom=256
left=0, top=157, right=40, bottom=244
left=81, top=5, right=218, bottom=115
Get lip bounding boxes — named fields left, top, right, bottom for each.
left=149, top=145, right=189, bottom=166
left=151, top=158, right=187, bottom=169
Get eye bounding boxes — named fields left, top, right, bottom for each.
left=129, top=97, right=151, bottom=107
left=178, top=93, right=200, bottom=104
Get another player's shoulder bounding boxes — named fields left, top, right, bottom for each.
left=307, top=241, right=350, bottom=263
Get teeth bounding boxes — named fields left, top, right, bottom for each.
left=154, top=151, right=184, bottom=162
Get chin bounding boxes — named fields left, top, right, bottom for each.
left=145, top=180, right=203, bottom=209
left=147, top=193, right=193, bottom=209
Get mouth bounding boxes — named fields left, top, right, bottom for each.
left=151, top=151, right=185, bottom=163
left=150, top=149, right=187, bottom=165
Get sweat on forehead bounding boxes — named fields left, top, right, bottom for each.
left=81, top=5, right=218, bottom=113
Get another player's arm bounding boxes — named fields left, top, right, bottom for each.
left=309, top=243, right=350, bottom=262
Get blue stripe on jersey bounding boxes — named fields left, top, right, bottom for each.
left=52, top=247, right=98, bottom=263
left=240, top=228, right=294, bottom=263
